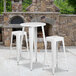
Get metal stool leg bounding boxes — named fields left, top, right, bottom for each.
left=16, top=35, right=21, bottom=64
left=9, top=33, right=13, bottom=59
left=10, top=34, right=13, bottom=50
left=56, top=42, right=58, bottom=69
left=21, top=33, right=24, bottom=50
left=19, top=35, right=23, bottom=58
left=52, top=41, right=56, bottom=75
left=25, top=33, right=29, bottom=52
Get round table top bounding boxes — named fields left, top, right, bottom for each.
left=20, top=22, right=46, bottom=27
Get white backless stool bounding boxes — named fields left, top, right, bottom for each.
left=10, top=27, right=28, bottom=64
left=45, top=36, right=68, bottom=75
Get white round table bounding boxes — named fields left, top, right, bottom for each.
left=20, top=22, right=46, bottom=70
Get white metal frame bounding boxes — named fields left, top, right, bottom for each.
left=45, top=36, right=68, bottom=75
left=10, top=30, right=28, bottom=64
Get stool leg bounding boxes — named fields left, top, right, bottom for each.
left=25, top=33, right=29, bottom=52
left=10, top=34, right=13, bottom=50
left=52, top=41, right=56, bottom=75
left=19, top=35, right=23, bottom=58
left=16, top=35, right=21, bottom=64
left=9, top=34, right=13, bottom=59
left=56, top=42, right=58, bottom=69
left=21, top=34, right=23, bottom=51
left=62, top=39, right=68, bottom=71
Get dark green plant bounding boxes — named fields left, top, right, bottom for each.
left=0, top=0, right=32, bottom=13
left=0, top=0, right=4, bottom=14
left=6, top=0, right=12, bottom=12
left=22, top=0, right=32, bottom=12
left=0, top=0, right=75, bottom=14
left=68, top=0, right=76, bottom=13
left=54, top=0, right=74, bottom=14
left=0, top=0, right=12, bottom=13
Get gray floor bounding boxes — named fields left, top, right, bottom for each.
left=0, top=46, right=76, bottom=76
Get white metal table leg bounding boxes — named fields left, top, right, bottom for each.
left=41, top=26, right=47, bottom=65
left=29, top=27, right=34, bottom=71
left=44, top=41, right=47, bottom=65
left=33, top=28, right=37, bottom=62
left=62, top=39, right=68, bottom=71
